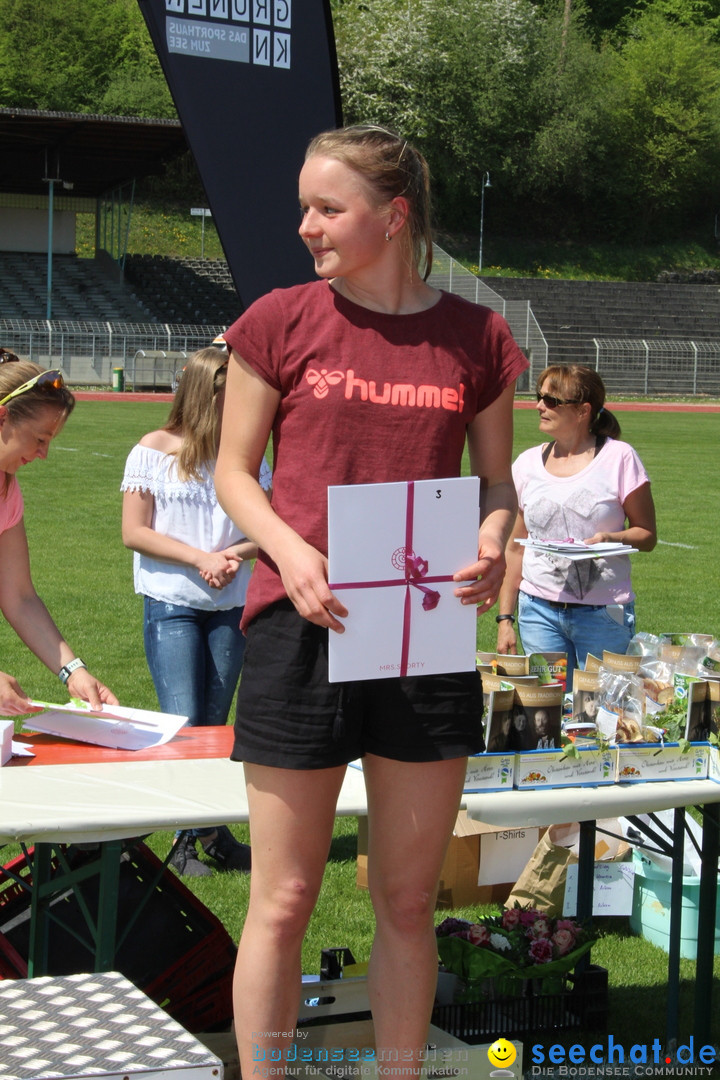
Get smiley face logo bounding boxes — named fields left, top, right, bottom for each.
left=488, top=1038, right=517, bottom=1071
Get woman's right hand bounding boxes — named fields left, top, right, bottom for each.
left=277, top=536, right=348, bottom=632
left=496, top=621, right=518, bottom=655
left=197, top=550, right=241, bottom=589
left=0, top=670, right=33, bottom=716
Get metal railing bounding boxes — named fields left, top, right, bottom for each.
left=429, top=245, right=547, bottom=389
left=0, top=318, right=224, bottom=386
left=4, top=253, right=719, bottom=397
left=593, top=338, right=720, bottom=396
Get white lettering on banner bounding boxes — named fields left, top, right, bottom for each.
left=164, top=0, right=292, bottom=68
left=254, top=28, right=271, bottom=64
left=274, top=32, right=290, bottom=68
left=253, top=0, right=271, bottom=25
left=274, top=0, right=291, bottom=28
left=167, top=17, right=248, bottom=60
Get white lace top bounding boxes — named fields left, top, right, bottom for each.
left=121, top=443, right=272, bottom=611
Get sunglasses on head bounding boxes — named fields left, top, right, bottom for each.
left=0, top=349, right=20, bottom=364
left=536, top=391, right=580, bottom=409
left=0, top=369, right=65, bottom=408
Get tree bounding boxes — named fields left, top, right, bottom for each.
left=0, top=0, right=173, bottom=117
left=602, top=12, right=720, bottom=236
left=334, top=0, right=545, bottom=225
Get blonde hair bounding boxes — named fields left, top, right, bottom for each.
left=305, top=125, right=434, bottom=280
left=0, top=359, right=75, bottom=496
left=164, top=348, right=228, bottom=481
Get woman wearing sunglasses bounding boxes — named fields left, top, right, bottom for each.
left=0, top=356, right=117, bottom=714
left=496, top=364, right=656, bottom=690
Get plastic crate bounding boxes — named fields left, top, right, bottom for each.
left=630, top=848, right=720, bottom=959
left=0, top=841, right=236, bottom=1032
left=431, top=964, right=608, bottom=1044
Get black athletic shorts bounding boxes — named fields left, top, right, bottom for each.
left=231, top=599, right=485, bottom=769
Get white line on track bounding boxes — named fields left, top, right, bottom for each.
left=658, top=539, right=697, bottom=549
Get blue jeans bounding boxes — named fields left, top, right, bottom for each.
left=518, top=592, right=636, bottom=691
left=143, top=597, right=246, bottom=839
left=143, top=597, right=246, bottom=727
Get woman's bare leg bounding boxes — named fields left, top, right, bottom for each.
left=363, top=753, right=466, bottom=1078
left=233, top=761, right=346, bottom=1076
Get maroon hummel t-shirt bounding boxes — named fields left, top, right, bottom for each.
left=224, top=281, right=528, bottom=628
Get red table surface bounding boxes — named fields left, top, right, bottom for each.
left=8, top=724, right=234, bottom=767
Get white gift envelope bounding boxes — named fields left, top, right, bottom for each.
left=327, top=476, right=480, bottom=682
left=23, top=700, right=188, bottom=751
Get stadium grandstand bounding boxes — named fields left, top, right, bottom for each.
left=1, top=108, right=718, bottom=395
left=0, top=108, right=234, bottom=386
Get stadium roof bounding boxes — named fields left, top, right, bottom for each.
left=0, top=108, right=188, bottom=199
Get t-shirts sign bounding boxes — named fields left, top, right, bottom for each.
left=139, top=0, right=342, bottom=310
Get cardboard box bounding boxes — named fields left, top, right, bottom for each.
left=615, top=743, right=709, bottom=782
left=515, top=746, right=616, bottom=789
left=708, top=744, right=720, bottom=783
left=464, top=751, right=516, bottom=791
left=356, top=812, right=540, bottom=909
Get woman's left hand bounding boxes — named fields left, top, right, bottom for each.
left=66, top=668, right=119, bottom=709
left=0, top=670, right=34, bottom=715
left=452, top=536, right=506, bottom=612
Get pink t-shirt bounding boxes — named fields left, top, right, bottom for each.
left=513, top=438, right=650, bottom=604
left=0, top=476, right=24, bottom=537
left=224, top=281, right=529, bottom=626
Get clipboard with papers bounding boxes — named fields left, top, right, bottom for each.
left=516, top=538, right=638, bottom=561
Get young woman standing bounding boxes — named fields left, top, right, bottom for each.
left=215, top=125, right=528, bottom=1076
left=122, top=347, right=271, bottom=876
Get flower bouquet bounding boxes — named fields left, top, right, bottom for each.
left=436, top=906, right=597, bottom=1004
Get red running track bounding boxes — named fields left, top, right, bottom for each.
left=76, top=391, right=720, bottom=412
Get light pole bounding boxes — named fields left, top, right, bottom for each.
left=478, top=172, right=491, bottom=273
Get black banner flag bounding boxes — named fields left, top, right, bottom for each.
left=138, top=0, right=342, bottom=312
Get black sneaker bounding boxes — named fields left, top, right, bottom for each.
left=202, top=825, right=252, bottom=873
left=169, top=834, right=213, bottom=877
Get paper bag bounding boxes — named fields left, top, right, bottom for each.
left=505, top=820, right=630, bottom=916
left=504, top=828, right=576, bottom=916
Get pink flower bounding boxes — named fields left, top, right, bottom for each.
left=528, top=937, right=554, bottom=964
left=501, top=908, right=521, bottom=930
left=552, top=928, right=576, bottom=957
left=555, top=919, right=579, bottom=935
left=467, top=923, right=492, bottom=946
left=527, top=916, right=553, bottom=940
left=519, top=909, right=540, bottom=928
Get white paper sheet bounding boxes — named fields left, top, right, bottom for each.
left=23, top=700, right=188, bottom=751
left=11, top=740, right=35, bottom=758
left=328, top=476, right=480, bottom=682
left=516, top=538, right=637, bottom=561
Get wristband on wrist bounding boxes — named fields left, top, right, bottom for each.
left=495, top=614, right=516, bottom=624
left=58, top=658, right=87, bottom=684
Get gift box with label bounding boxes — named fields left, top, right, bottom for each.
left=327, top=476, right=480, bottom=682
left=615, top=743, right=709, bottom=783
left=464, top=752, right=516, bottom=793
left=515, top=746, right=616, bottom=790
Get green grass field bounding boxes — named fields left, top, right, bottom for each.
left=2, top=399, right=719, bottom=1056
